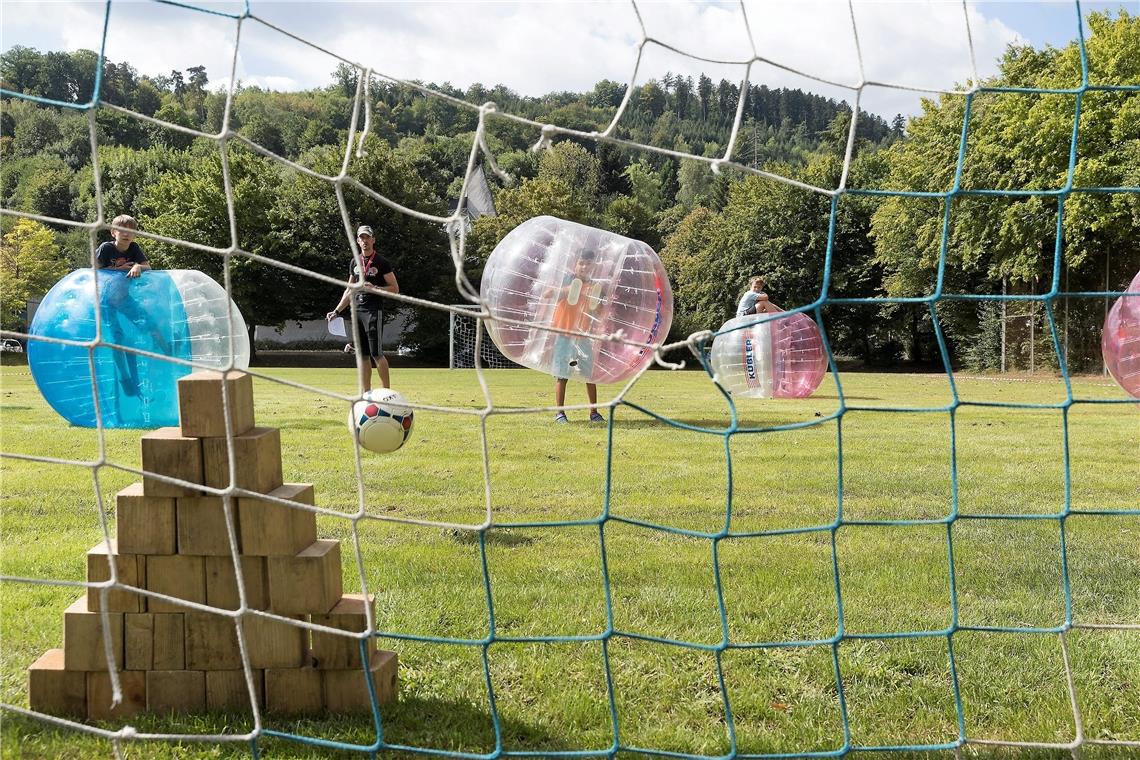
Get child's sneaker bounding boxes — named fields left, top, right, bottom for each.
left=589, top=411, right=606, bottom=423
left=554, top=412, right=569, bottom=424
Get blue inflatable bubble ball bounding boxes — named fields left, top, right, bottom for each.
left=28, top=269, right=250, bottom=429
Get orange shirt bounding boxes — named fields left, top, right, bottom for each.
left=551, top=276, right=591, bottom=332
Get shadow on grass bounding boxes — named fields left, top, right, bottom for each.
left=2, top=693, right=573, bottom=758
left=264, top=693, right=577, bottom=757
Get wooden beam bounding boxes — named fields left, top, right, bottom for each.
left=237, top=484, right=317, bottom=557
left=322, top=649, right=399, bottom=712
left=141, top=427, right=204, bottom=497
left=27, top=649, right=86, bottom=718
left=202, top=427, right=283, bottom=494
left=267, top=539, right=342, bottom=616
left=177, top=370, right=255, bottom=439
left=115, top=482, right=176, bottom=555
left=312, top=594, right=376, bottom=670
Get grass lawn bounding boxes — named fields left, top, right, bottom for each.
left=1, top=364, right=1137, bottom=759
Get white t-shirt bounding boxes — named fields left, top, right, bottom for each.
left=736, top=290, right=766, bottom=317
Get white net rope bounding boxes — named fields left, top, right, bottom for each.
left=1, top=1, right=1136, bottom=757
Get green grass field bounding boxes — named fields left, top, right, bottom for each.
left=1, top=365, right=1137, bottom=759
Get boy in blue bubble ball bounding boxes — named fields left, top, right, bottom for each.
left=97, top=214, right=163, bottom=396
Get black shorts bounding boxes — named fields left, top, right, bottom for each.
left=353, top=310, right=384, bottom=361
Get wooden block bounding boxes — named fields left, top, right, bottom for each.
left=178, top=370, right=255, bottom=438
left=312, top=594, right=376, bottom=670
left=205, top=555, right=268, bottom=611
left=124, top=613, right=152, bottom=670
left=265, top=663, right=322, bottom=714
left=202, top=427, right=283, bottom=494
left=322, top=649, right=399, bottom=712
left=152, top=613, right=185, bottom=670
left=267, top=539, right=343, bottom=616
left=115, top=482, right=176, bottom=555
left=63, top=595, right=123, bottom=671
left=27, top=649, right=86, bottom=718
left=146, top=554, right=205, bottom=613
left=244, top=614, right=307, bottom=669
left=206, top=669, right=264, bottom=711
left=125, top=613, right=184, bottom=671
left=87, top=670, right=146, bottom=721
left=146, top=670, right=205, bottom=714
left=177, top=496, right=237, bottom=556
left=237, top=484, right=317, bottom=557
left=86, top=540, right=146, bottom=613
left=141, top=427, right=204, bottom=497
left=185, top=611, right=241, bottom=670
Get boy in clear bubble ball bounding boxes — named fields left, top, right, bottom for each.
left=548, top=249, right=606, bottom=424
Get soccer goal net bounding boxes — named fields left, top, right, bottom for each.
left=448, top=305, right=521, bottom=370
left=1, top=1, right=1137, bottom=759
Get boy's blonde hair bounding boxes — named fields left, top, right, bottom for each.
left=111, top=214, right=138, bottom=230
left=749, top=276, right=766, bottom=289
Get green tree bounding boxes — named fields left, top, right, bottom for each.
left=638, top=79, right=667, bottom=119
left=658, top=206, right=725, bottom=338
left=537, top=141, right=601, bottom=217
left=11, top=107, right=62, bottom=157
left=603, top=196, right=659, bottom=249
left=3, top=155, right=76, bottom=220
left=467, top=176, right=592, bottom=264
left=0, top=219, right=66, bottom=330
left=676, top=142, right=720, bottom=210
left=133, top=78, right=163, bottom=117
left=139, top=145, right=285, bottom=352
left=74, top=144, right=193, bottom=223
left=267, top=137, right=451, bottom=354
left=589, top=79, right=626, bottom=109
left=697, top=75, right=714, bottom=120
left=622, top=159, right=664, bottom=212
left=150, top=102, right=196, bottom=149
left=871, top=10, right=1140, bottom=366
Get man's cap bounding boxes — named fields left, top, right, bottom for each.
left=356, top=225, right=374, bottom=238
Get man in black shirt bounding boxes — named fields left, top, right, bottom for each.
left=327, top=225, right=399, bottom=391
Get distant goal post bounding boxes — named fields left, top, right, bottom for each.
left=448, top=305, right=521, bottom=370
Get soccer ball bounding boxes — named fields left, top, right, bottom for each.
left=349, top=389, right=414, bottom=454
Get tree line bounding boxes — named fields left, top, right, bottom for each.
left=2, top=10, right=1137, bottom=370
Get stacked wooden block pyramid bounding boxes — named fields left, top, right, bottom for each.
left=27, top=371, right=398, bottom=720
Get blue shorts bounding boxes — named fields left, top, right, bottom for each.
left=552, top=335, right=594, bottom=380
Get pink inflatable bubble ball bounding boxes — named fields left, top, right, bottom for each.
left=709, top=312, right=828, bottom=399
left=480, top=216, right=673, bottom=384
left=1102, top=269, right=1140, bottom=398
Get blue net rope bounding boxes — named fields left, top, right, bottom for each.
left=1, top=1, right=1137, bottom=758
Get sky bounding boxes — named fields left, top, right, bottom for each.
left=1, top=1, right=1135, bottom=118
